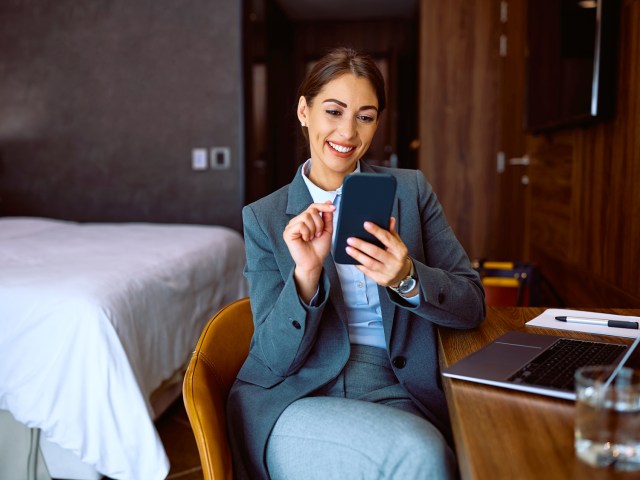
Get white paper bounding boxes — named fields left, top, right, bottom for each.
left=526, top=308, right=640, bottom=339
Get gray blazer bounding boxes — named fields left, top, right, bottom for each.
left=227, top=162, right=485, bottom=479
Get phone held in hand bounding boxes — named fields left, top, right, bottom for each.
left=333, top=173, right=397, bottom=265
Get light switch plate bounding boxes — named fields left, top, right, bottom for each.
left=210, top=147, right=231, bottom=169
left=192, top=148, right=208, bottom=170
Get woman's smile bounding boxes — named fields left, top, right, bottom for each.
left=326, top=140, right=356, bottom=156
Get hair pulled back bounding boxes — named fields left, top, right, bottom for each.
left=298, top=47, right=386, bottom=140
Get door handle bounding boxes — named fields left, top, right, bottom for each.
left=508, top=155, right=530, bottom=166
left=497, top=152, right=530, bottom=173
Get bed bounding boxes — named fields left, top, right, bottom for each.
left=0, top=217, right=248, bottom=479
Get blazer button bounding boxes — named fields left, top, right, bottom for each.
left=392, top=356, right=407, bottom=369
left=291, top=320, right=301, bottom=330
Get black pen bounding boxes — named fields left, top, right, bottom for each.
left=555, top=316, right=639, bottom=330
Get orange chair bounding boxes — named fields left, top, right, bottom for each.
left=482, top=275, right=530, bottom=306
left=183, top=297, right=254, bottom=480
left=473, top=260, right=536, bottom=306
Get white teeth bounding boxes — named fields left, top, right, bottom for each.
left=328, top=141, right=354, bottom=153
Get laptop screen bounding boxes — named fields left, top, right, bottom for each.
left=606, top=335, right=640, bottom=385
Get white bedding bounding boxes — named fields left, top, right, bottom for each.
left=0, top=217, right=247, bottom=479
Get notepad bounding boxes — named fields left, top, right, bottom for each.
left=526, top=308, right=640, bottom=339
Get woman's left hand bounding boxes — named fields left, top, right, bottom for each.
left=344, top=217, right=412, bottom=287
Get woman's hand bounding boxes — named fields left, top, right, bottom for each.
left=344, top=217, right=412, bottom=287
left=283, top=201, right=336, bottom=301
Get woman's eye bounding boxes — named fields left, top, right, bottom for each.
left=326, top=110, right=341, bottom=116
left=358, top=115, right=375, bottom=123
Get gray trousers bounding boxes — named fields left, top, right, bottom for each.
left=265, top=345, right=456, bottom=479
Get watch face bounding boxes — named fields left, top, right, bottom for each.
left=398, top=277, right=417, bottom=294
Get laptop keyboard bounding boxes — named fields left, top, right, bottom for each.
left=508, top=338, right=627, bottom=392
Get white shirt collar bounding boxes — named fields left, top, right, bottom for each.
left=301, top=158, right=361, bottom=204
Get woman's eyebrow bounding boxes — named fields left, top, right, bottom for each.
left=322, top=98, right=347, bottom=108
left=322, top=98, right=378, bottom=112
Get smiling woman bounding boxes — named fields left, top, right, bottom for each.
left=227, top=46, right=486, bottom=480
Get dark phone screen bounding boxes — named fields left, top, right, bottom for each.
left=333, top=173, right=397, bottom=265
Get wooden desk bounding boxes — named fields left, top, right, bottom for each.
left=438, top=307, right=640, bottom=480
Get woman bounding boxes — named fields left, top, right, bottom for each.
left=227, top=47, right=485, bottom=479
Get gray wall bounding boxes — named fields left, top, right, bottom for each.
left=0, top=0, right=244, bottom=231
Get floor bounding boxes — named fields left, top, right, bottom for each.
left=155, top=395, right=204, bottom=480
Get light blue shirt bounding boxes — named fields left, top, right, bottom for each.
left=300, top=159, right=418, bottom=348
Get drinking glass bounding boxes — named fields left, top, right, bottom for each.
left=574, top=365, right=640, bottom=471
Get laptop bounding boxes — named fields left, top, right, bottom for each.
left=442, top=331, right=640, bottom=400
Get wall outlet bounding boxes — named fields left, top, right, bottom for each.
left=192, top=148, right=208, bottom=170
left=210, top=147, right=230, bottom=169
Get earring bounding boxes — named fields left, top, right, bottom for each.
left=301, top=121, right=306, bottom=127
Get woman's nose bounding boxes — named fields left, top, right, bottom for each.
left=338, top=117, right=356, bottom=138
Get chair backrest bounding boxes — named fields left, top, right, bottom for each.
left=473, top=260, right=538, bottom=306
left=183, top=297, right=253, bottom=480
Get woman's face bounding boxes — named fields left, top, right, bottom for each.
left=298, top=73, right=380, bottom=191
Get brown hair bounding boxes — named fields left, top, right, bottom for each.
left=298, top=47, right=386, bottom=141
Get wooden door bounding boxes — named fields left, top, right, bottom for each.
left=495, top=0, right=530, bottom=261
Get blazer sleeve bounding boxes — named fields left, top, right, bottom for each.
left=387, top=169, right=485, bottom=329
left=241, top=203, right=331, bottom=379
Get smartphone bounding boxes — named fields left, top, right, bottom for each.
left=333, top=173, right=397, bottom=265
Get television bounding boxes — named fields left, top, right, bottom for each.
left=524, top=0, right=620, bottom=133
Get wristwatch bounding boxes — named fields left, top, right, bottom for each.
left=389, top=259, right=417, bottom=295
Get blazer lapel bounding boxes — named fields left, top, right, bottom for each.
left=286, top=165, right=313, bottom=217
left=387, top=187, right=401, bottom=343
left=284, top=166, right=349, bottom=328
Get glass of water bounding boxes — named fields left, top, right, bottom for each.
left=575, top=365, right=640, bottom=471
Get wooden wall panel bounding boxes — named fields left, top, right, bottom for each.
left=525, top=0, right=640, bottom=307
left=418, top=0, right=501, bottom=259
left=528, top=137, right=573, bottom=263
left=419, top=0, right=639, bottom=307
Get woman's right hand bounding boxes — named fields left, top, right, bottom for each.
left=283, top=201, right=336, bottom=301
